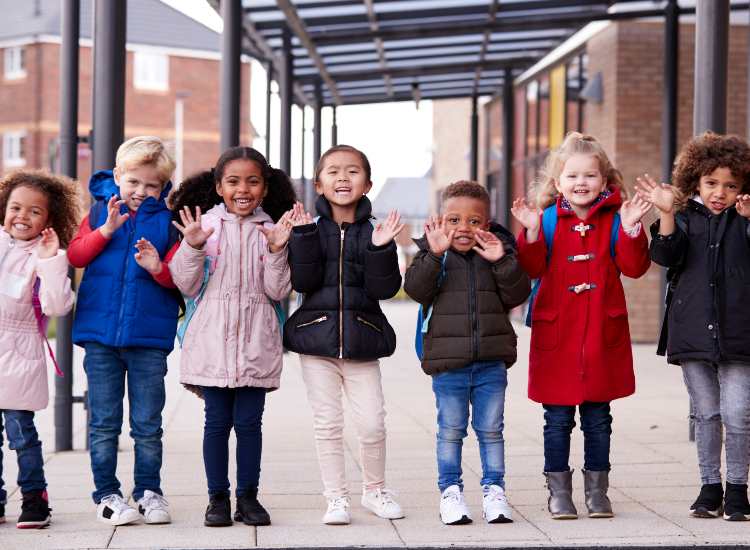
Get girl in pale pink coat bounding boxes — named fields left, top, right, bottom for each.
left=0, top=170, right=80, bottom=529
left=137, top=147, right=296, bottom=527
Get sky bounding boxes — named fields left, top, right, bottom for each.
left=160, top=0, right=434, bottom=198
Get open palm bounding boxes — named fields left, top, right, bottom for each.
left=372, top=210, right=405, bottom=247
left=510, top=197, right=540, bottom=231
left=635, top=175, right=675, bottom=214
left=424, top=215, right=453, bottom=255
left=620, top=194, right=652, bottom=228
left=173, top=206, right=214, bottom=249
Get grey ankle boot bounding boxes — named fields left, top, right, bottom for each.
left=545, top=471, right=578, bottom=519
left=583, top=470, right=614, bottom=518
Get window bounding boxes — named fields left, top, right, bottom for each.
left=133, top=51, right=169, bottom=91
left=3, top=131, right=27, bottom=168
left=4, top=46, right=26, bottom=80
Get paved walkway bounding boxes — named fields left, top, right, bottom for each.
left=1, top=301, right=748, bottom=549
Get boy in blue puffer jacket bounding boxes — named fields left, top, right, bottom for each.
left=68, top=136, right=180, bottom=526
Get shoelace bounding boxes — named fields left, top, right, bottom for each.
left=101, top=494, right=132, bottom=513
left=372, top=488, right=398, bottom=506
left=328, top=497, right=349, bottom=511
left=484, top=485, right=506, bottom=502
left=442, top=490, right=462, bottom=504
left=141, top=492, right=169, bottom=510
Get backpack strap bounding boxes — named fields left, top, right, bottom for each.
left=610, top=212, right=621, bottom=258
left=541, top=204, right=558, bottom=258
left=415, top=251, right=448, bottom=360
left=32, top=278, right=63, bottom=377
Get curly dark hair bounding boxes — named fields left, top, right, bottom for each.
left=441, top=180, right=491, bottom=212
left=0, top=169, right=82, bottom=247
left=169, top=147, right=296, bottom=223
left=672, top=132, right=750, bottom=207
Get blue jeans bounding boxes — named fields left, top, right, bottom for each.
left=0, top=410, right=46, bottom=503
left=431, top=361, right=507, bottom=492
left=201, top=386, right=266, bottom=497
left=543, top=401, right=612, bottom=472
left=83, top=343, right=167, bottom=503
left=682, top=361, right=750, bottom=485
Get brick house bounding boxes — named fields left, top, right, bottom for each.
left=0, top=0, right=252, bottom=187
left=431, top=19, right=749, bottom=343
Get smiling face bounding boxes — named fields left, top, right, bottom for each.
left=697, top=166, right=741, bottom=215
left=315, top=150, right=372, bottom=211
left=215, top=158, right=267, bottom=217
left=114, top=163, right=165, bottom=211
left=3, top=185, right=50, bottom=241
left=555, top=153, right=607, bottom=218
left=442, top=196, right=489, bottom=253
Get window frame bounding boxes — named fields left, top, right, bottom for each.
left=133, top=50, right=169, bottom=92
left=4, top=46, right=26, bottom=80
left=3, top=131, right=27, bottom=168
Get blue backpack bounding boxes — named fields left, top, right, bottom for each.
left=414, top=252, right=448, bottom=360
left=524, top=205, right=620, bottom=327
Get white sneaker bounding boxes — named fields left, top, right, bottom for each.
left=97, top=494, right=141, bottom=526
left=137, top=490, right=171, bottom=524
left=361, top=488, right=404, bottom=519
left=323, top=496, right=350, bottom=525
left=440, top=485, right=472, bottom=525
left=483, top=484, right=513, bottom=523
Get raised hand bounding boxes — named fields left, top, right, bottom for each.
left=510, top=197, right=540, bottom=232
left=635, top=174, right=676, bottom=214
left=289, top=201, right=314, bottom=226
left=473, top=229, right=505, bottom=262
left=36, top=227, right=59, bottom=259
left=736, top=194, right=750, bottom=218
left=134, top=238, right=162, bottom=274
left=172, top=206, right=214, bottom=249
left=99, top=195, right=129, bottom=238
left=424, top=215, right=454, bottom=255
left=372, top=210, right=405, bottom=247
left=619, top=193, right=652, bottom=229
left=259, top=209, right=294, bottom=253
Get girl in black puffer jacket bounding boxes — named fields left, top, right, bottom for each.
left=284, top=145, right=405, bottom=526
left=637, top=132, right=750, bottom=522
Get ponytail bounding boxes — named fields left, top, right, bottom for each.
left=168, top=170, right=222, bottom=221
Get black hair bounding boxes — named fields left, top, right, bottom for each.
left=169, top=146, right=297, bottom=222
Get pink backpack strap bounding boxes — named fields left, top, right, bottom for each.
left=32, top=278, right=63, bottom=377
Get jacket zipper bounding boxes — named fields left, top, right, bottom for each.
left=114, top=217, right=135, bottom=345
left=338, top=226, right=345, bottom=359
left=356, top=316, right=382, bottom=333
left=468, top=258, right=478, bottom=361
left=297, top=315, right=328, bottom=328
left=235, top=222, right=242, bottom=384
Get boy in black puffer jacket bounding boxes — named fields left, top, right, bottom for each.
left=404, top=181, right=530, bottom=526
left=284, top=145, right=404, bottom=526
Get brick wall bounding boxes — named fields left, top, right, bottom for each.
left=0, top=41, right=252, bottom=193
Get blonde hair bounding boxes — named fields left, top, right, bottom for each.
left=532, top=132, right=625, bottom=209
left=115, top=136, right=175, bottom=185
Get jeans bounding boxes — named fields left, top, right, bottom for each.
left=83, top=343, right=167, bottom=503
left=682, top=361, right=750, bottom=485
left=543, top=402, right=612, bottom=472
left=201, top=386, right=266, bottom=497
left=0, top=410, right=46, bottom=503
left=432, top=361, right=507, bottom=492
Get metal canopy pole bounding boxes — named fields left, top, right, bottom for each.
left=331, top=106, right=338, bottom=146
left=91, top=0, right=126, bottom=171
left=693, top=0, right=729, bottom=134
left=500, top=68, right=514, bottom=227
left=470, top=94, right=479, bottom=181
left=55, top=0, right=80, bottom=452
left=280, top=27, right=293, bottom=174
left=220, top=0, right=241, bottom=150
left=265, top=61, right=273, bottom=160
left=313, top=81, right=323, bottom=166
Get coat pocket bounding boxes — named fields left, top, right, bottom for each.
left=531, top=309, right=558, bottom=351
left=604, top=307, right=629, bottom=348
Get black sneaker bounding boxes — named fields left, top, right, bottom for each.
left=723, top=482, right=750, bottom=521
left=0, top=500, right=5, bottom=524
left=690, top=483, right=723, bottom=518
left=234, top=489, right=270, bottom=526
left=17, top=490, right=51, bottom=529
left=204, top=493, right=232, bottom=527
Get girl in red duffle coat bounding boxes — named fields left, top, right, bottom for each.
left=511, top=132, right=651, bottom=521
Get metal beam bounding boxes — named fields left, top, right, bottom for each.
left=500, top=68, right=514, bottom=227
left=694, top=0, right=729, bottom=134
left=363, top=0, right=393, bottom=97
left=663, top=0, right=679, bottom=184
left=220, top=0, right=242, bottom=150
left=314, top=81, right=322, bottom=166
left=56, top=0, right=79, bottom=453
left=91, top=0, right=126, bottom=171
left=265, top=61, right=273, bottom=160
left=470, top=94, right=479, bottom=181
left=280, top=28, right=293, bottom=173
left=319, top=86, right=501, bottom=107
left=331, top=106, right=338, bottom=146
left=275, top=0, right=342, bottom=105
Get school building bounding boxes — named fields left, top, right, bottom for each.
left=0, top=0, right=252, bottom=187
left=431, top=15, right=750, bottom=343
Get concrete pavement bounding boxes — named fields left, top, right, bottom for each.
left=1, top=300, right=748, bottom=549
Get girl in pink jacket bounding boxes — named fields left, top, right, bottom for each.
left=137, top=147, right=296, bottom=527
left=0, top=170, right=80, bottom=529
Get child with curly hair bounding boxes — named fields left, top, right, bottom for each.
left=637, top=132, right=750, bottom=521
left=0, top=170, right=80, bottom=528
